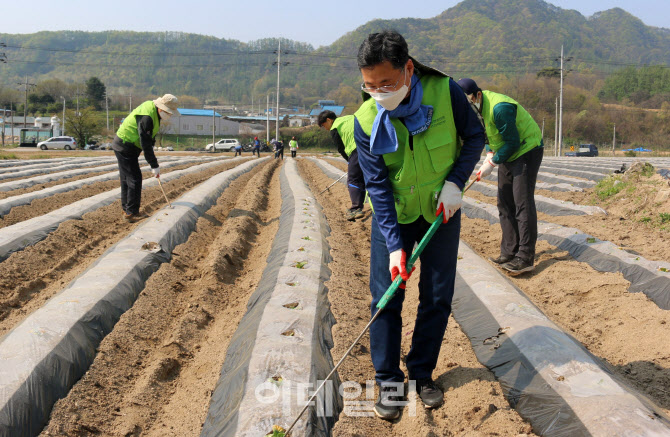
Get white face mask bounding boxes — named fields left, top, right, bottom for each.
left=368, top=70, right=409, bottom=111
left=473, top=100, right=481, bottom=111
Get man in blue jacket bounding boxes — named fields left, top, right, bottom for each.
left=354, top=30, right=485, bottom=420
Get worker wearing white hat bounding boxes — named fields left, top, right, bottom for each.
left=112, top=94, right=179, bottom=222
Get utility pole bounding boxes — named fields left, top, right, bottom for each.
left=541, top=118, right=545, bottom=139
left=104, top=92, right=109, bottom=131
left=18, top=75, right=36, bottom=130
left=275, top=40, right=281, bottom=142
left=1, top=106, right=5, bottom=147
left=129, top=94, right=133, bottom=113
left=554, top=97, right=558, bottom=156
left=212, top=108, right=215, bottom=148
left=556, top=45, right=572, bottom=158
left=612, top=123, right=616, bottom=155
left=558, top=45, right=564, bottom=157
left=266, top=94, right=270, bottom=144
left=60, top=96, right=66, bottom=136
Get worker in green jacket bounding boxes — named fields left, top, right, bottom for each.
left=457, top=78, right=544, bottom=274
left=112, top=94, right=179, bottom=222
left=318, top=111, right=366, bottom=221
left=355, top=31, right=485, bottom=420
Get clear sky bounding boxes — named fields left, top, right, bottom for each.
left=1, top=0, right=667, bottom=47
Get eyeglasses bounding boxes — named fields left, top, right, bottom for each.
left=360, top=68, right=406, bottom=94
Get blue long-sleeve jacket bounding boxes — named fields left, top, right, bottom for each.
left=355, top=78, right=486, bottom=253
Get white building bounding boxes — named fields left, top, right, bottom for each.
left=163, top=108, right=240, bottom=136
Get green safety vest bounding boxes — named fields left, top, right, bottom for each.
left=116, top=100, right=160, bottom=149
left=481, top=90, right=542, bottom=161
left=355, top=74, right=459, bottom=224
left=331, top=115, right=357, bottom=157
left=289, top=140, right=298, bottom=149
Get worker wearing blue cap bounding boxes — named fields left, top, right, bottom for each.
left=456, top=78, right=544, bottom=274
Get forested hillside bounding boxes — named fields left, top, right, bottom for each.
left=1, top=0, right=668, bottom=109
left=1, top=0, right=668, bottom=148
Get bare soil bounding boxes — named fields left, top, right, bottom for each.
left=0, top=154, right=666, bottom=436
left=0, top=159, right=244, bottom=335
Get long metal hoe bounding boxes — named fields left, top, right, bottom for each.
left=157, top=177, right=172, bottom=208
left=319, top=172, right=347, bottom=195
left=284, top=179, right=477, bottom=435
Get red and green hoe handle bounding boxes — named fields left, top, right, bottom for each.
left=376, top=177, right=476, bottom=310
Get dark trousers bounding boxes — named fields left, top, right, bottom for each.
left=347, top=149, right=366, bottom=211
left=114, top=148, right=143, bottom=215
left=291, top=150, right=297, bottom=158
left=275, top=149, right=283, bottom=160
left=369, top=211, right=461, bottom=384
left=234, top=149, right=242, bottom=156
left=497, top=146, right=543, bottom=264
left=253, top=147, right=260, bottom=157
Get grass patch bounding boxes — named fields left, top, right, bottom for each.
left=640, top=216, right=652, bottom=223
left=0, top=153, right=18, bottom=159
left=660, top=213, right=670, bottom=224
left=594, top=176, right=628, bottom=200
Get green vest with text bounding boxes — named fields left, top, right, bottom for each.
left=331, top=115, right=357, bottom=157
left=354, top=74, right=459, bottom=224
left=116, top=100, right=160, bottom=149
left=482, top=90, right=541, bottom=161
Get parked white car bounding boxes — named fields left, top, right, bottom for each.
left=37, top=136, right=77, bottom=150
left=205, top=138, right=240, bottom=152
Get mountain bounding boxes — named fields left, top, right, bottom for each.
left=1, top=0, right=669, bottom=109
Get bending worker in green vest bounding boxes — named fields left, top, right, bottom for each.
left=112, top=94, right=179, bottom=223
left=317, top=111, right=366, bottom=221
left=456, top=78, right=544, bottom=274
left=354, top=30, right=485, bottom=420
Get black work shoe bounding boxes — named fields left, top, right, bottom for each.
left=354, top=208, right=365, bottom=219
left=374, top=385, right=403, bottom=420
left=489, top=254, right=514, bottom=264
left=416, top=378, right=444, bottom=409
left=345, top=209, right=357, bottom=222
left=124, top=212, right=149, bottom=223
left=502, top=257, right=535, bottom=275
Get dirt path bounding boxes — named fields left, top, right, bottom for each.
left=296, top=159, right=537, bottom=436
left=0, top=159, right=244, bottom=336
left=41, top=159, right=282, bottom=436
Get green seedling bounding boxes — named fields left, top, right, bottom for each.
left=586, top=237, right=596, bottom=243
left=660, top=267, right=668, bottom=273
left=293, top=261, right=307, bottom=269
left=297, top=247, right=306, bottom=252
left=281, top=330, right=295, bottom=336
left=301, top=236, right=312, bottom=241
left=268, top=376, right=283, bottom=387
left=266, top=425, right=286, bottom=437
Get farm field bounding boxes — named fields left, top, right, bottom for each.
left=0, top=152, right=669, bottom=436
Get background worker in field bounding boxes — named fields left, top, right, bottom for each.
left=253, top=136, right=261, bottom=156
left=457, top=78, right=543, bottom=275
left=112, top=94, right=179, bottom=223
left=318, top=110, right=366, bottom=221
left=289, top=136, right=299, bottom=157
left=234, top=142, right=243, bottom=157
left=354, top=30, right=485, bottom=419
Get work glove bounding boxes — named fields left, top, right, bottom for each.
left=152, top=167, right=160, bottom=178
left=389, top=248, right=415, bottom=286
left=436, top=180, right=462, bottom=223
left=476, top=153, right=495, bottom=181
